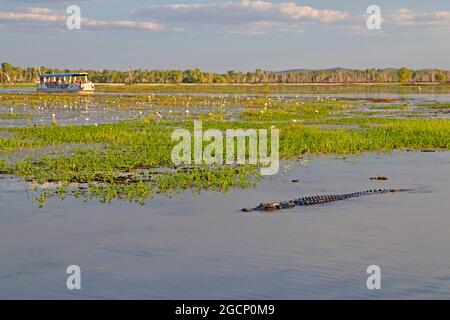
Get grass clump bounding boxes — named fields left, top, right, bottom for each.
left=0, top=113, right=32, bottom=119
left=279, top=119, right=449, bottom=157
left=31, top=165, right=258, bottom=207
left=0, top=158, right=10, bottom=174
left=419, top=103, right=450, bottom=109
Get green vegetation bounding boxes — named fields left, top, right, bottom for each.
left=437, top=70, right=448, bottom=83
left=0, top=136, right=35, bottom=152
left=0, top=92, right=339, bottom=109
left=280, top=119, right=449, bottom=156
left=94, top=83, right=450, bottom=94
left=1, top=62, right=449, bottom=84
left=0, top=113, right=32, bottom=119
left=0, top=87, right=449, bottom=206
left=398, top=67, right=413, bottom=84
left=0, top=158, right=9, bottom=173
left=418, top=103, right=450, bottom=109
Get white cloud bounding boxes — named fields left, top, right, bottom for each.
left=132, top=0, right=349, bottom=25
left=0, top=7, right=164, bottom=31
left=2, top=3, right=449, bottom=36
left=0, top=7, right=61, bottom=23
left=82, top=18, right=163, bottom=31
left=2, top=0, right=97, bottom=2
left=388, top=8, right=450, bottom=29
left=131, top=2, right=450, bottom=35
left=227, top=21, right=281, bottom=35
left=225, top=21, right=305, bottom=35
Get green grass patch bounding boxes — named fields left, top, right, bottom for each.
left=0, top=113, right=32, bottom=119
left=279, top=119, right=449, bottom=157
left=0, top=158, right=10, bottom=174
left=418, top=103, right=450, bottom=109
left=95, top=83, right=450, bottom=94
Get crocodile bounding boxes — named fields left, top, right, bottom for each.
left=242, top=188, right=410, bottom=213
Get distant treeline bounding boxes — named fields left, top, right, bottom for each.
left=1, top=63, right=448, bottom=84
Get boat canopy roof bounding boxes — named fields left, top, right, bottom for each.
left=40, top=73, right=88, bottom=78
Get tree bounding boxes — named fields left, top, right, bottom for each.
left=1, top=62, right=13, bottom=83
left=0, top=62, right=449, bottom=85
left=436, top=70, right=447, bottom=83
left=398, top=67, right=412, bottom=84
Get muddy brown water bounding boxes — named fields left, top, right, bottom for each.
left=0, top=151, right=449, bottom=299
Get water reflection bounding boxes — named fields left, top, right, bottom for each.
left=0, top=151, right=449, bottom=299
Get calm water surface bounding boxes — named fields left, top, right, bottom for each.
left=0, top=151, right=449, bottom=299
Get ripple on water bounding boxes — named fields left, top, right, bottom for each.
left=0, top=151, right=449, bottom=299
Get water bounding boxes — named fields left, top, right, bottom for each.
left=1, top=151, right=449, bottom=299
left=0, top=103, right=160, bottom=127
left=0, top=88, right=35, bottom=94
left=2, top=87, right=450, bottom=101
left=1, top=92, right=449, bottom=128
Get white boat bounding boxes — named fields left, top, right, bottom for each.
left=37, top=73, right=95, bottom=93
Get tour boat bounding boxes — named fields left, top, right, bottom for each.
left=37, top=73, right=95, bottom=93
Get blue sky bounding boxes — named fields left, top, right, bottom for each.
left=0, top=0, right=449, bottom=72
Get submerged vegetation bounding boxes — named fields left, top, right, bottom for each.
left=418, top=103, right=450, bottom=109
left=0, top=113, right=32, bottom=119
left=0, top=87, right=449, bottom=206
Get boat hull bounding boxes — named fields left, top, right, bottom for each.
left=36, top=87, right=94, bottom=94
left=36, top=83, right=95, bottom=94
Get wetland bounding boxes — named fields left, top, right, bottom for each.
left=0, top=84, right=449, bottom=298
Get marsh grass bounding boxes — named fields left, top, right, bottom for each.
left=33, top=165, right=258, bottom=208
left=0, top=113, right=32, bottom=119
left=0, top=136, right=36, bottom=152
left=367, top=104, right=410, bottom=110
left=0, top=88, right=449, bottom=206
left=241, top=101, right=351, bottom=122
left=279, top=120, right=449, bottom=156
left=0, top=158, right=9, bottom=174
left=419, top=103, right=450, bottom=109
left=95, top=83, right=450, bottom=94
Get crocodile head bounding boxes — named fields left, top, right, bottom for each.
left=257, top=203, right=281, bottom=211
left=242, top=202, right=281, bottom=213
